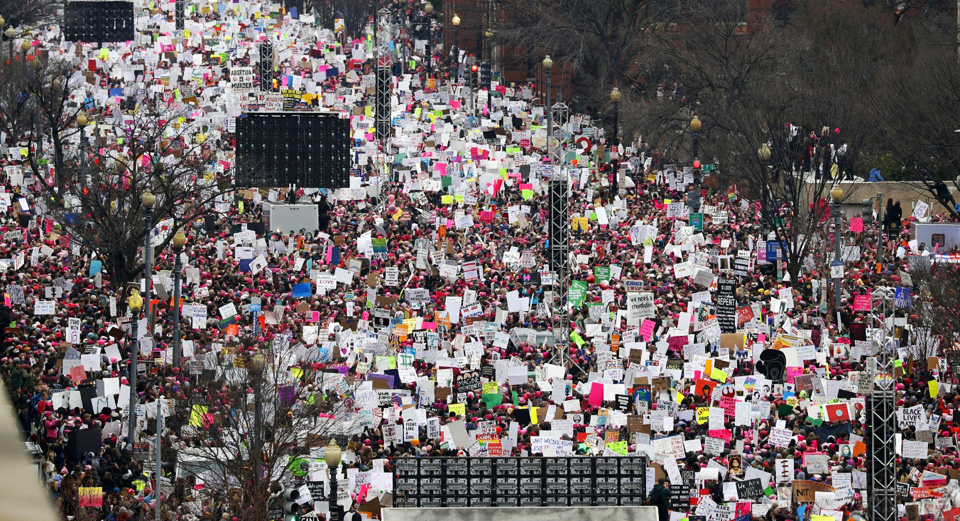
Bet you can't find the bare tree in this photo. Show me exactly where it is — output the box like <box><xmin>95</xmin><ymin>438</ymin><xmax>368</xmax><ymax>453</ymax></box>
<box><xmin>492</xmin><ymin>0</ymin><xmax>690</xmax><ymax>120</ymax></box>
<box><xmin>306</xmin><ymin>0</ymin><xmax>373</xmax><ymax>37</ymax></box>
<box><xmin>911</xmin><ymin>261</ymin><xmax>960</xmax><ymax>352</ymax></box>
<box><xmin>643</xmin><ymin>0</ymin><xmax>890</xmax><ymax>283</ymax></box>
<box><xmin>23</xmin><ymin>81</ymin><xmax>233</xmax><ymax>287</ymax></box>
<box><xmin>17</xmin><ymin>57</ymin><xmax>86</xmax><ymax>193</ymax></box>
<box><xmin>0</xmin><ymin>57</ymin><xmax>37</xmax><ymax>149</ymax></box>
<box><xmin>175</xmin><ymin>342</ymin><xmax>356</xmax><ymax>521</ymax></box>
<box><xmin>0</xmin><ymin>0</ymin><xmax>61</xmax><ymax>28</ymax></box>
<box><xmin>873</xmin><ymin>24</ymin><xmax>960</xmax><ymax>220</ymax></box>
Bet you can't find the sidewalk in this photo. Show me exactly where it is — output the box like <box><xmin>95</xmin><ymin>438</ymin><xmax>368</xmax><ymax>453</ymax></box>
<box><xmin>0</xmin><ymin>381</ymin><xmax>58</xmax><ymax>521</ymax></box>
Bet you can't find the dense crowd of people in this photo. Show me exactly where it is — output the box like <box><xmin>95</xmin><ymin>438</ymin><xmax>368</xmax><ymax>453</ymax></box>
<box><xmin>0</xmin><ymin>0</ymin><xmax>957</xmax><ymax>520</ymax></box>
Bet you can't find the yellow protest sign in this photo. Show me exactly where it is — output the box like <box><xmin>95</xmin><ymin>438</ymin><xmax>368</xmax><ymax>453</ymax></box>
<box><xmin>483</xmin><ymin>382</ymin><xmax>499</xmax><ymax>395</ymax></box>
<box><xmin>449</xmin><ymin>403</ymin><xmax>465</xmax><ymax>416</ymax></box>
<box><xmin>697</xmin><ymin>407</ymin><xmax>710</xmax><ymax>424</ymax></box>
<box><xmin>189</xmin><ymin>405</ymin><xmax>208</xmax><ymax>427</ymax></box>
<box><xmin>607</xmin><ymin>441</ymin><xmax>628</xmax><ymax>455</ymax></box>
<box><xmin>711</xmin><ymin>367</ymin><xmax>728</xmax><ymax>382</ymax></box>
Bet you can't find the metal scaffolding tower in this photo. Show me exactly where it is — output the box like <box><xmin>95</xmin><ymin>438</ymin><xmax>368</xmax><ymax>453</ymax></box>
<box><xmin>175</xmin><ymin>0</ymin><xmax>184</xmax><ymax>30</ymax></box>
<box><xmin>375</xmin><ymin>7</ymin><xmax>393</xmax><ymax>146</ymax></box>
<box><xmin>547</xmin><ymin>107</ymin><xmax>572</xmax><ymax>368</ymax></box>
<box><xmin>868</xmin><ymin>301</ymin><xmax>897</xmax><ymax>521</ymax></box>
<box><xmin>550</xmin><ymin>102</ymin><xmax>569</xmax><ymax>166</ymax></box>
<box><xmin>869</xmin><ymin>389</ymin><xmax>896</xmax><ymax>521</ymax></box>
<box><xmin>258</xmin><ymin>43</ymin><xmax>273</xmax><ymax>91</ymax></box>
<box><xmin>548</xmin><ymin>174</ymin><xmax>569</xmax><ymax>350</ymax></box>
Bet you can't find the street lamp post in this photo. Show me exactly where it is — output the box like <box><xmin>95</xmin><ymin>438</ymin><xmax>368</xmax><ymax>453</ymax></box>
<box><xmin>484</xmin><ymin>30</ymin><xmax>493</xmax><ymax>65</ymax></box>
<box><xmin>690</xmin><ymin>116</ymin><xmax>701</xmax><ymax>160</ymax></box>
<box><xmin>142</xmin><ymin>191</ymin><xmax>156</xmax><ymax>334</ymax></box>
<box><xmin>249</xmin><ymin>353</ymin><xmax>266</xmax><ymax>492</ymax></box>
<box><xmin>77</xmin><ymin>113</ymin><xmax>88</xmax><ymax>188</ymax></box>
<box><xmin>757</xmin><ymin>144</ymin><xmax>772</xmax><ymax>234</ymax></box>
<box><xmin>832</xmin><ymin>187</ymin><xmax>845</xmax><ymax>310</ymax></box>
<box><xmin>484</xmin><ymin>30</ymin><xmax>494</xmax><ymax>114</ymax></box>
<box><xmin>4</xmin><ymin>27</ymin><xmax>14</xmax><ymax>62</ymax></box>
<box><xmin>543</xmin><ymin>56</ymin><xmax>553</xmax><ymax>161</ymax></box>
<box><xmin>610</xmin><ymin>87</ymin><xmax>622</xmax><ymax>193</ymax></box>
<box><xmin>452</xmin><ymin>14</ymin><xmax>460</xmax><ymax>72</ymax></box>
<box><xmin>127</xmin><ymin>290</ymin><xmax>144</xmax><ymax>447</ymax></box>
<box><xmin>325</xmin><ymin>441</ymin><xmax>343</xmax><ymax>521</ymax></box>
<box><xmin>468</xmin><ymin>62</ymin><xmax>478</xmax><ymax>119</ymax></box>
<box><xmin>171</xmin><ymin>232</ymin><xmax>186</xmax><ymax>367</ymax></box>
<box><xmin>22</xmin><ymin>41</ymin><xmax>42</xmax><ymax>159</ymax></box>
<box><xmin>155</xmin><ymin>394</ymin><xmax>163</xmax><ymax>521</ymax></box>
<box><xmin>424</xmin><ymin>2</ymin><xmax>434</xmax><ymax>74</ymax></box>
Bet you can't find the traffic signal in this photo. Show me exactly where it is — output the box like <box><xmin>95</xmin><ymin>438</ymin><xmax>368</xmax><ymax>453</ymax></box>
<box><xmin>470</xmin><ymin>64</ymin><xmax>479</xmax><ymax>88</ymax></box>
<box><xmin>692</xmin><ymin>160</ymin><xmax>702</xmax><ymax>185</ymax></box>
<box><xmin>861</xmin><ymin>198</ymin><xmax>874</xmax><ymax>224</ymax></box>
<box><xmin>283</xmin><ymin>487</ymin><xmax>301</xmax><ymax>520</ymax></box>
<box><xmin>480</xmin><ymin>60</ymin><xmax>491</xmax><ymax>90</ymax></box>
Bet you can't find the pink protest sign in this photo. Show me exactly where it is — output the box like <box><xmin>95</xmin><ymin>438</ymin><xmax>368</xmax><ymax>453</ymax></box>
<box><xmin>708</xmin><ymin>429</ymin><xmax>731</xmax><ymax>442</ymax></box>
<box><xmin>853</xmin><ymin>294</ymin><xmax>872</xmax><ymax>311</ymax></box>
<box><xmin>640</xmin><ymin>319</ymin><xmax>655</xmax><ymax>342</ymax></box>
<box><xmin>588</xmin><ymin>382</ymin><xmax>604</xmax><ymax>408</ymax></box>
<box><xmin>786</xmin><ymin>366</ymin><xmax>803</xmax><ymax>383</ymax></box>
<box><xmin>850</xmin><ymin>217</ymin><xmax>863</xmax><ymax>233</ymax></box>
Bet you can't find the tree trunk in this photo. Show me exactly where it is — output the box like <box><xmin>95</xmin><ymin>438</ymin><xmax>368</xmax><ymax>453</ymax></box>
<box><xmin>105</xmin><ymin>248</ymin><xmax>139</xmax><ymax>290</ymax></box>
<box><xmin>786</xmin><ymin>258</ymin><xmax>802</xmax><ymax>288</ymax></box>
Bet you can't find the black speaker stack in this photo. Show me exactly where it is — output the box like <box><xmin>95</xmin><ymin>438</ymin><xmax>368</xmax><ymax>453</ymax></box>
<box><xmin>64</xmin><ymin>1</ymin><xmax>135</xmax><ymax>43</ymax></box>
<box><xmin>235</xmin><ymin>113</ymin><xmax>351</xmax><ymax>189</ymax></box>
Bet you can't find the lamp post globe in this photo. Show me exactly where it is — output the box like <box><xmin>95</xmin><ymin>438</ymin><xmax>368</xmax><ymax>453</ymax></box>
<box><xmin>128</xmin><ymin>290</ymin><xmax>143</xmax><ymax>313</ymax></box>
<box><xmin>609</xmin><ymin>86</ymin><xmax>621</xmax><ymax>103</ymax></box>
<box><xmin>172</xmin><ymin>231</ymin><xmax>187</xmax><ymax>250</ymax></box>
<box><xmin>831</xmin><ymin>187</ymin><xmax>844</xmax><ymax>203</ymax></box>
<box><xmin>325</xmin><ymin>441</ymin><xmax>342</xmax><ymax>468</ymax></box>
<box><xmin>758</xmin><ymin>145</ymin><xmax>771</xmax><ymax>162</ymax></box>
<box><xmin>250</xmin><ymin>353</ymin><xmax>266</xmax><ymax>375</ymax></box>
